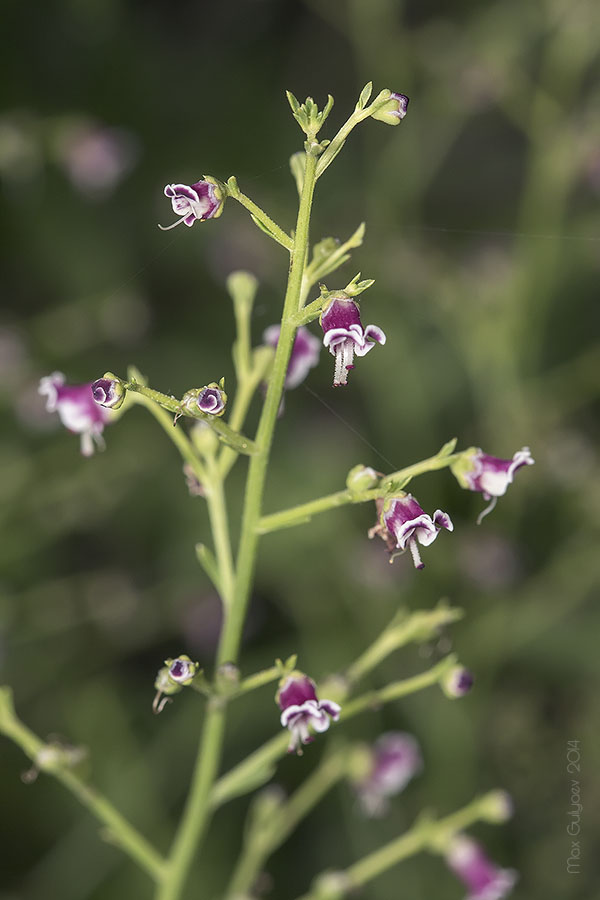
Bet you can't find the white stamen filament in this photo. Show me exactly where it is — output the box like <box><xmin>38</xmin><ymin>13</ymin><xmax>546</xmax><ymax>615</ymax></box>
<box><xmin>477</xmin><ymin>495</ymin><xmax>497</xmax><ymax>525</ymax></box>
<box><xmin>408</xmin><ymin>538</ymin><xmax>424</xmax><ymax>569</ymax></box>
<box><xmin>157</xmin><ymin>218</ymin><xmax>185</xmax><ymax>231</ymax></box>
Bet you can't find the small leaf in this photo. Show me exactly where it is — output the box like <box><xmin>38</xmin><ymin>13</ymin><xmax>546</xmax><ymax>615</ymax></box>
<box><xmin>437</xmin><ymin>437</ymin><xmax>458</xmax><ymax>458</ymax></box>
<box><xmin>357</xmin><ymin>81</ymin><xmax>373</xmax><ymax>110</ymax></box>
<box><xmin>285</xmin><ymin>90</ymin><xmax>300</xmax><ymax>113</ymax></box>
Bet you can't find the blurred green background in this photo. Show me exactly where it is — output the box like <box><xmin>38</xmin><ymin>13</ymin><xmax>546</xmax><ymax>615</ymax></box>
<box><xmin>1</xmin><ymin>0</ymin><xmax>599</xmax><ymax>898</ymax></box>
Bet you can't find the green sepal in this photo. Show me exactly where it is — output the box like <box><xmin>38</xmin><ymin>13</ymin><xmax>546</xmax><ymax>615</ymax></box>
<box><xmin>356</xmin><ymin>81</ymin><xmax>373</xmax><ymax>111</ymax></box>
<box><xmin>449</xmin><ymin>447</ymin><xmax>478</xmax><ymax>489</ymax></box>
<box><xmin>203</xmin><ymin>175</ymin><xmax>226</xmax><ymax>216</ymax></box>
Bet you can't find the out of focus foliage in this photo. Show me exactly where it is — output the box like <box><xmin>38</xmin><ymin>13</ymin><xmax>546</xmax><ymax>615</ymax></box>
<box><xmin>1</xmin><ymin>1</ymin><xmax>598</xmax><ymax>898</ymax></box>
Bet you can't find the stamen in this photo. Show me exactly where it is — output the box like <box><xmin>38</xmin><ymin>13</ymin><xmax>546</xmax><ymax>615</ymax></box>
<box><xmin>157</xmin><ymin>218</ymin><xmax>184</xmax><ymax>231</ymax></box>
<box><xmin>334</xmin><ymin>347</ymin><xmax>347</xmax><ymax>386</ymax></box>
<box><xmin>477</xmin><ymin>495</ymin><xmax>497</xmax><ymax>525</ymax></box>
<box><xmin>408</xmin><ymin>538</ymin><xmax>424</xmax><ymax>570</ymax></box>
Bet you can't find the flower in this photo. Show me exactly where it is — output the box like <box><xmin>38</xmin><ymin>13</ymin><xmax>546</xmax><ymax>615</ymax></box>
<box><xmin>445</xmin><ymin>835</ymin><xmax>517</xmax><ymax>900</ymax></box>
<box><xmin>55</xmin><ymin>121</ymin><xmax>138</xmax><ymax>194</ymax></box>
<box><xmin>263</xmin><ymin>324</ymin><xmax>321</xmax><ymax>389</ymax></box>
<box><xmin>355</xmin><ymin>732</ymin><xmax>422</xmax><ymax>817</ymax></box>
<box><xmin>441</xmin><ymin>665</ymin><xmax>474</xmax><ymax>698</ymax></box>
<box><xmin>159</xmin><ymin>178</ymin><xmax>224</xmax><ymax>230</ymax></box>
<box><xmin>197</xmin><ymin>383</ymin><xmax>227</xmax><ymax>416</ymax></box>
<box><xmin>320</xmin><ymin>295</ymin><xmax>386</xmax><ymax>386</ymax></box>
<box><xmin>373</xmin><ymin>494</ymin><xmax>453</xmax><ymax>570</ymax></box>
<box><xmin>91</xmin><ymin>373</ymin><xmax>126</xmax><ymax>410</ymax></box>
<box><xmin>451</xmin><ymin>447</ymin><xmax>534</xmax><ymax>523</ymax></box>
<box><xmin>371</xmin><ymin>92</ymin><xmax>410</xmax><ymax>125</ymax></box>
<box><xmin>276</xmin><ymin>673</ymin><xmax>341</xmax><ymax>754</ymax></box>
<box><xmin>166</xmin><ymin>655</ymin><xmax>198</xmax><ymax>685</ymax></box>
<box><xmin>39</xmin><ymin>371</ymin><xmax>112</xmax><ymax>456</ymax></box>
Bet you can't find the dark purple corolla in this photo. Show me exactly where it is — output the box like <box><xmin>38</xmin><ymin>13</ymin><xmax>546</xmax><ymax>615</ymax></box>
<box><xmin>167</xmin><ymin>655</ymin><xmax>198</xmax><ymax>685</ymax></box>
<box><xmin>277</xmin><ymin>673</ymin><xmax>341</xmax><ymax>754</ymax></box>
<box><xmin>441</xmin><ymin>665</ymin><xmax>474</xmax><ymax>698</ymax></box>
<box><xmin>91</xmin><ymin>374</ymin><xmax>126</xmax><ymax>410</ymax></box>
<box><xmin>451</xmin><ymin>447</ymin><xmax>534</xmax><ymax>523</ymax></box>
<box><xmin>263</xmin><ymin>324</ymin><xmax>321</xmax><ymax>389</ymax></box>
<box><xmin>320</xmin><ymin>295</ymin><xmax>386</xmax><ymax>386</ymax></box>
<box><xmin>39</xmin><ymin>372</ymin><xmax>112</xmax><ymax>456</ymax></box>
<box><xmin>355</xmin><ymin>732</ymin><xmax>422</xmax><ymax>817</ymax></box>
<box><xmin>159</xmin><ymin>178</ymin><xmax>224</xmax><ymax>231</ymax></box>
<box><xmin>445</xmin><ymin>835</ymin><xmax>517</xmax><ymax>900</ymax></box>
<box><xmin>376</xmin><ymin>494</ymin><xmax>453</xmax><ymax>570</ymax></box>
<box><xmin>197</xmin><ymin>384</ymin><xmax>227</xmax><ymax>416</ymax></box>
<box><xmin>371</xmin><ymin>92</ymin><xmax>410</xmax><ymax>125</ymax></box>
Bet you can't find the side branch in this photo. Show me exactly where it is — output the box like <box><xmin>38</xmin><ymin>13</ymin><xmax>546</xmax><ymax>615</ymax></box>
<box><xmin>0</xmin><ymin>687</ymin><xmax>166</xmax><ymax>882</ymax></box>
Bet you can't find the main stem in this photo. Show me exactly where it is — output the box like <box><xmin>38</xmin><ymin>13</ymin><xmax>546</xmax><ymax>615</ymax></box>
<box><xmin>156</xmin><ymin>151</ymin><xmax>318</xmax><ymax>900</ymax></box>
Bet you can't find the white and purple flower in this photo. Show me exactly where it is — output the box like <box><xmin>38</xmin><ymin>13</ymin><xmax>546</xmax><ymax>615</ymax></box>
<box><xmin>441</xmin><ymin>665</ymin><xmax>474</xmax><ymax>699</ymax></box>
<box><xmin>277</xmin><ymin>673</ymin><xmax>341</xmax><ymax>754</ymax></box>
<box><xmin>451</xmin><ymin>447</ymin><xmax>534</xmax><ymax>523</ymax></box>
<box><xmin>371</xmin><ymin>92</ymin><xmax>410</xmax><ymax>126</ymax></box>
<box><xmin>445</xmin><ymin>835</ymin><xmax>517</xmax><ymax>900</ymax></box>
<box><xmin>320</xmin><ymin>295</ymin><xmax>386</xmax><ymax>387</ymax></box>
<box><xmin>355</xmin><ymin>732</ymin><xmax>422</xmax><ymax>817</ymax></box>
<box><xmin>197</xmin><ymin>384</ymin><xmax>227</xmax><ymax>416</ymax></box>
<box><xmin>91</xmin><ymin>374</ymin><xmax>126</xmax><ymax>410</ymax></box>
<box><xmin>39</xmin><ymin>372</ymin><xmax>112</xmax><ymax>457</ymax></box>
<box><xmin>159</xmin><ymin>178</ymin><xmax>224</xmax><ymax>231</ymax></box>
<box><xmin>374</xmin><ymin>494</ymin><xmax>453</xmax><ymax>570</ymax></box>
<box><xmin>166</xmin><ymin>655</ymin><xmax>198</xmax><ymax>685</ymax></box>
<box><xmin>263</xmin><ymin>325</ymin><xmax>321</xmax><ymax>390</ymax></box>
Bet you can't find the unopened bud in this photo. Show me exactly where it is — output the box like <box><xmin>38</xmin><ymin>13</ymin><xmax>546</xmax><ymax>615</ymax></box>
<box><xmin>91</xmin><ymin>373</ymin><xmax>126</xmax><ymax>409</ymax></box>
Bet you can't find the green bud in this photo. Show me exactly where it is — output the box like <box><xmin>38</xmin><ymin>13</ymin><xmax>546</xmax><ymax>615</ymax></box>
<box><xmin>479</xmin><ymin>790</ymin><xmax>513</xmax><ymax>823</ymax></box>
<box><xmin>370</xmin><ymin>91</ymin><xmax>409</xmax><ymax>126</ymax></box>
<box><xmin>346</xmin><ymin>464</ymin><xmax>379</xmax><ymax>493</ymax></box>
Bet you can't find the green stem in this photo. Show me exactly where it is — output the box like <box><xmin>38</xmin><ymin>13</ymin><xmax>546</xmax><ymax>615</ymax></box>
<box><xmin>128</xmin><ymin>393</ymin><xmax>207</xmax><ymax>484</ymax></box>
<box><xmin>257</xmin><ymin>452</ymin><xmax>461</xmax><ymax>534</ymax></box>
<box><xmin>226</xmin><ymin>177</ymin><xmax>294</xmax><ymax>251</ymax></box>
<box><xmin>204</xmin><ymin>458</ymin><xmax>235</xmax><ymax>609</ymax></box>
<box><xmin>156</xmin><ymin>151</ymin><xmax>319</xmax><ymax>900</ymax></box>
<box><xmin>126</xmin><ymin>381</ymin><xmax>257</xmax><ymax>456</ymax></box>
<box><xmin>218</xmin><ymin>349</ymin><xmax>274</xmax><ymax>479</ymax></box>
<box><xmin>210</xmin><ymin>656</ymin><xmax>453</xmax><ymax>810</ymax></box>
<box><xmin>225</xmin><ymin>750</ymin><xmax>346</xmax><ymax>898</ymax></box>
<box><xmin>345</xmin><ymin>605</ymin><xmax>463</xmax><ymax>686</ymax></box>
<box><xmin>315</xmin><ymin>92</ymin><xmax>391</xmax><ymax>179</ymax></box>
<box><xmin>237</xmin><ymin>665</ymin><xmax>280</xmax><ymax>696</ymax></box>
<box><xmin>295</xmin><ymin>792</ymin><xmax>503</xmax><ymax>899</ymax></box>
<box><xmin>0</xmin><ymin>688</ymin><xmax>165</xmax><ymax>882</ymax></box>
<box><xmin>340</xmin><ymin>656</ymin><xmax>455</xmax><ymax>720</ymax></box>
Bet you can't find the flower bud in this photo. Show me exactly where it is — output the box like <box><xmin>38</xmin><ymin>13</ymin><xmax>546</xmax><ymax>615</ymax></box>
<box><xmin>91</xmin><ymin>373</ymin><xmax>127</xmax><ymax>410</ymax></box>
<box><xmin>346</xmin><ymin>464</ymin><xmax>379</xmax><ymax>493</ymax></box>
<box><xmin>440</xmin><ymin>665</ymin><xmax>474</xmax><ymax>698</ymax></box>
<box><xmin>165</xmin><ymin>654</ymin><xmax>199</xmax><ymax>685</ymax></box>
<box><xmin>479</xmin><ymin>790</ymin><xmax>514</xmax><ymax>824</ymax></box>
<box><xmin>197</xmin><ymin>382</ymin><xmax>227</xmax><ymax>416</ymax></box>
<box><xmin>371</xmin><ymin>92</ymin><xmax>409</xmax><ymax>125</ymax></box>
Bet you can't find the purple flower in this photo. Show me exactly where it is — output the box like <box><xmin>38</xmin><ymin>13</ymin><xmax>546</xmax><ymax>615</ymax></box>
<box><xmin>451</xmin><ymin>447</ymin><xmax>534</xmax><ymax>523</ymax></box>
<box><xmin>159</xmin><ymin>179</ymin><xmax>223</xmax><ymax>231</ymax></box>
<box><xmin>39</xmin><ymin>372</ymin><xmax>111</xmax><ymax>456</ymax></box>
<box><xmin>446</xmin><ymin>835</ymin><xmax>517</xmax><ymax>900</ymax></box>
<box><xmin>56</xmin><ymin>121</ymin><xmax>138</xmax><ymax>194</ymax></box>
<box><xmin>378</xmin><ymin>494</ymin><xmax>453</xmax><ymax>569</ymax></box>
<box><xmin>355</xmin><ymin>732</ymin><xmax>422</xmax><ymax>817</ymax></box>
<box><xmin>371</xmin><ymin>92</ymin><xmax>410</xmax><ymax>125</ymax></box>
<box><xmin>91</xmin><ymin>374</ymin><xmax>126</xmax><ymax>410</ymax></box>
<box><xmin>166</xmin><ymin>655</ymin><xmax>198</xmax><ymax>685</ymax></box>
<box><xmin>441</xmin><ymin>665</ymin><xmax>474</xmax><ymax>698</ymax></box>
<box><xmin>277</xmin><ymin>673</ymin><xmax>341</xmax><ymax>754</ymax></box>
<box><xmin>320</xmin><ymin>296</ymin><xmax>386</xmax><ymax>386</ymax></box>
<box><xmin>263</xmin><ymin>325</ymin><xmax>321</xmax><ymax>389</ymax></box>
<box><xmin>197</xmin><ymin>384</ymin><xmax>227</xmax><ymax>416</ymax></box>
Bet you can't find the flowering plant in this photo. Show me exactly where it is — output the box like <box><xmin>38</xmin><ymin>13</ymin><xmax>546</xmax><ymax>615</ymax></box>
<box><xmin>0</xmin><ymin>83</ymin><xmax>532</xmax><ymax>900</ymax></box>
